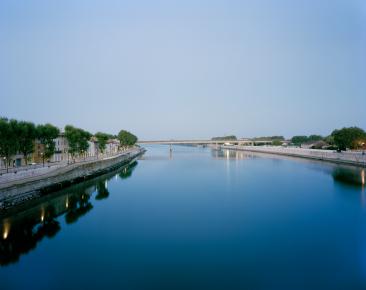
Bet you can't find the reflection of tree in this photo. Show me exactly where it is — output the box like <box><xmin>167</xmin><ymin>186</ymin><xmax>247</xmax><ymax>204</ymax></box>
<box><xmin>332</xmin><ymin>167</ymin><xmax>363</xmax><ymax>187</ymax></box>
<box><xmin>65</xmin><ymin>193</ymin><xmax>93</xmax><ymax>224</ymax></box>
<box><xmin>119</xmin><ymin>161</ymin><xmax>138</xmax><ymax>179</ymax></box>
<box><xmin>95</xmin><ymin>181</ymin><xmax>109</xmax><ymax>200</ymax></box>
<box><xmin>0</xmin><ymin>209</ymin><xmax>60</xmax><ymax>266</ymax></box>
<box><xmin>0</xmin><ymin>159</ymin><xmax>139</xmax><ymax>266</ymax></box>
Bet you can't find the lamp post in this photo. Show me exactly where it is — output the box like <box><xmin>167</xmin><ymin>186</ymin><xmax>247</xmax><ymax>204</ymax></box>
<box><xmin>2</xmin><ymin>157</ymin><xmax>6</xmax><ymax>173</ymax></box>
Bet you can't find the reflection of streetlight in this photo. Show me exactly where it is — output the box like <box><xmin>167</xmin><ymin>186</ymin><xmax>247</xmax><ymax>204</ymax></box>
<box><xmin>2</xmin><ymin>221</ymin><xmax>10</xmax><ymax>239</ymax></box>
<box><xmin>41</xmin><ymin>207</ymin><xmax>45</xmax><ymax>222</ymax></box>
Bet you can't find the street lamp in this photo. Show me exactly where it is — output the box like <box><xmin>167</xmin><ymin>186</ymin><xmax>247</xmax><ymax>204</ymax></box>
<box><xmin>41</xmin><ymin>152</ymin><xmax>44</xmax><ymax>167</ymax></box>
<box><xmin>2</xmin><ymin>157</ymin><xmax>6</xmax><ymax>173</ymax></box>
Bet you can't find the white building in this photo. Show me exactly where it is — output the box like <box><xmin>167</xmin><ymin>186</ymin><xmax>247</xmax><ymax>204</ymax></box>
<box><xmin>105</xmin><ymin>139</ymin><xmax>120</xmax><ymax>155</ymax></box>
<box><xmin>52</xmin><ymin>132</ymin><xmax>69</xmax><ymax>162</ymax></box>
<box><xmin>87</xmin><ymin>137</ymin><xmax>98</xmax><ymax>157</ymax></box>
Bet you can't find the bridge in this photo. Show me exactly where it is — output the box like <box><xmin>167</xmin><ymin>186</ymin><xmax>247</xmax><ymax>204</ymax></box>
<box><xmin>138</xmin><ymin>139</ymin><xmax>273</xmax><ymax>146</ymax></box>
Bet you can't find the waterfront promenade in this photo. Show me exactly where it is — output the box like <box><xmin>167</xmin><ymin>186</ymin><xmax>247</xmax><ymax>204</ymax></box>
<box><xmin>0</xmin><ymin>147</ymin><xmax>145</xmax><ymax>209</ymax></box>
<box><xmin>0</xmin><ymin>150</ymin><xmax>135</xmax><ymax>185</ymax></box>
<box><xmin>0</xmin><ymin>149</ymin><xmax>140</xmax><ymax>187</ymax></box>
<box><xmin>221</xmin><ymin>145</ymin><xmax>366</xmax><ymax>167</ymax></box>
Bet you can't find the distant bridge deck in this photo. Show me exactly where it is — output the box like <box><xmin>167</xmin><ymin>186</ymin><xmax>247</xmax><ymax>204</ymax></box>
<box><xmin>138</xmin><ymin>140</ymin><xmax>272</xmax><ymax>145</ymax></box>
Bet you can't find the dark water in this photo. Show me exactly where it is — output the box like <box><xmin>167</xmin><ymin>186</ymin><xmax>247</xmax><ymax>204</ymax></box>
<box><xmin>1</xmin><ymin>145</ymin><xmax>366</xmax><ymax>290</ymax></box>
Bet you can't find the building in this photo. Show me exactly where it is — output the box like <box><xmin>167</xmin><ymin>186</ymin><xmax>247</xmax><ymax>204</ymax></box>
<box><xmin>105</xmin><ymin>139</ymin><xmax>120</xmax><ymax>155</ymax></box>
<box><xmin>87</xmin><ymin>137</ymin><xmax>98</xmax><ymax>157</ymax></box>
<box><xmin>51</xmin><ymin>132</ymin><xmax>69</xmax><ymax>162</ymax></box>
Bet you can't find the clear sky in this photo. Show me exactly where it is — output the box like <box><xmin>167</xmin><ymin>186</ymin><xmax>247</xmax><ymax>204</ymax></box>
<box><xmin>1</xmin><ymin>0</ymin><xmax>365</xmax><ymax>139</ymax></box>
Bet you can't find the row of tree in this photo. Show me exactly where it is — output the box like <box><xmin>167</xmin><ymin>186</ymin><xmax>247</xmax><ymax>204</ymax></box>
<box><xmin>211</xmin><ymin>127</ymin><xmax>366</xmax><ymax>151</ymax></box>
<box><xmin>211</xmin><ymin>135</ymin><xmax>237</xmax><ymax>141</ymax></box>
<box><xmin>0</xmin><ymin>118</ymin><xmax>60</xmax><ymax>166</ymax></box>
<box><xmin>291</xmin><ymin>127</ymin><xmax>366</xmax><ymax>150</ymax></box>
<box><xmin>0</xmin><ymin>117</ymin><xmax>138</xmax><ymax>167</ymax></box>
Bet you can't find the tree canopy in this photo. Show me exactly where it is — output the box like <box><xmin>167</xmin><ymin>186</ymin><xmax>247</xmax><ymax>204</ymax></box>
<box><xmin>0</xmin><ymin>118</ymin><xmax>19</xmax><ymax>167</ymax></box>
<box><xmin>331</xmin><ymin>127</ymin><xmax>366</xmax><ymax>150</ymax></box>
<box><xmin>307</xmin><ymin>135</ymin><xmax>323</xmax><ymax>142</ymax></box>
<box><xmin>95</xmin><ymin>132</ymin><xmax>112</xmax><ymax>153</ymax></box>
<box><xmin>65</xmin><ymin>125</ymin><xmax>92</xmax><ymax>156</ymax></box>
<box><xmin>118</xmin><ymin>130</ymin><xmax>138</xmax><ymax>146</ymax></box>
<box><xmin>253</xmin><ymin>136</ymin><xmax>285</xmax><ymax>141</ymax></box>
<box><xmin>211</xmin><ymin>135</ymin><xmax>237</xmax><ymax>141</ymax></box>
<box><xmin>36</xmin><ymin>124</ymin><xmax>60</xmax><ymax>159</ymax></box>
<box><xmin>18</xmin><ymin>121</ymin><xmax>37</xmax><ymax>164</ymax></box>
<box><xmin>291</xmin><ymin>135</ymin><xmax>308</xmax><ymax>145</ymax></box>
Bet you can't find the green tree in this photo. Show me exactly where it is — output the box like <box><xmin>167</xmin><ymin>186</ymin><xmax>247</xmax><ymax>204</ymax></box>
<box><xmin>18</xmin><ymin>121</ymin><xmax>37</xmax><ymax>165</ymax></box>
<box><xmin>308</xmin><ymin>135</ymin><xmax>323</xmax><ymax>142</ymax></box>
<box><xmin>0</xmin><ymin>118</ymin><xmax>19</xmax><ymax>171</ymax></box>
<box><xmin>36</xmin><ymin>124</ymin><xmax>60</xmax><ymax>160</ymax></box>
<box><xmin>94</xmin><ymin>132</ymin><xmax>111</xmax><ymax>153</ymax></box>
<box><xmin>117</xmin><ymin>130</ymin><xmax>138</xmax><ymax>147</ymax></box>
<box><xmin>291</xmin><ymin>135</ymin><xmax>308</xmax><ymax>145</ymax></box>
<box><xmin>212</xmin><ymin>135</ymin><xmax>237</xmax><ymax>141</ymax></box>
<box><xmin>331</xmin><ymin>127</ymin><xmax>366</xmax><ymax>150</ymax></box>
<box><xmin>253</xmin><ymin>136</ymin><xmax>285</xmax><ymax>141</ymax></box>
<box><xmin>272</xmin><ymin>139</ymin><xmax>283</xmax><ymax>146</ymax></box>
<box><xmin>324</xmin><ymin>135</ymin><xmax>335</xmax><ymax>145</ymax></box>
<box><xmin>64</xmin><ymin>125</ymin><xmax>91</xmax><ymax>157</ymax></box>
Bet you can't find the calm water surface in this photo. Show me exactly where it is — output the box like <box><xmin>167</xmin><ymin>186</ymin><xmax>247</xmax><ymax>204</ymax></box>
<box><xmin>1</xmin><ymin>145</ymin><xmax>366</xmax><ymax>290</ymax></box>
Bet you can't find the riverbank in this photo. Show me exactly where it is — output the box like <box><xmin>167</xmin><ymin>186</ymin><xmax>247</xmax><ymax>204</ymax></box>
<box><xmin>220</xmin><ymin>145</ymin><xmax>366</xmax><ymax>167</ymax></box>
<box><xmin>0</xmin><ymin>147</ymin><xmax>145</xmax><ymax>209</ymax></box>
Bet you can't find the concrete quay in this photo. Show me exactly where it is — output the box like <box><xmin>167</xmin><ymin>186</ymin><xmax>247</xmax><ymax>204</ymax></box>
<box><xmin>220</xmin><ymin>145</ymin><xmax>366</xmax><ymax>167</ymax></box>
<box><xmin>0</xmin><ymin>147</ymin><xmax>145</xmax><ymax>209</ymax></box>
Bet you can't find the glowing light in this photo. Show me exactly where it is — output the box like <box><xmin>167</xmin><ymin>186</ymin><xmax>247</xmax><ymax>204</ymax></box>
<box><xmin>2</xmin><ymin>222</ymin><xmax>10</xmax><ymax>239</ymax></box>
<box><xmin>362</xmin><ymin>170</ymin><xmax>365</xmax><ymax>186</ymax></box>
<box><xmin>41</xmin><ymin>208</ymin><xmax>45</xmax><ymax>222</ymax></box>
<box><xmin>66</xmin><ymin>197</ymin><xmax>69</xmax><ymax>208</ymax></box>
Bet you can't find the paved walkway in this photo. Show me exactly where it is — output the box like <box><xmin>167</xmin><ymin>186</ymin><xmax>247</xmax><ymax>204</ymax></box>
<box><xmin>0</xmin><ymin>149</ymin><xmax>137</xmax><ymax>188</ymax></box>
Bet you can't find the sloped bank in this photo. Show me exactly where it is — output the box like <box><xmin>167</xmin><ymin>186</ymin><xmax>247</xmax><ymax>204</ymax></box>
<box><xmin>0</xmin><ymin>147</ymin><xmax>146</xmax><ymax>209</ymax></box>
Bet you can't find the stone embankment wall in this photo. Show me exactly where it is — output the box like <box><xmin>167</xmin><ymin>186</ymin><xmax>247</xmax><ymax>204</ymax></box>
<box><xmin>221</xmin><ymin>145</ymin><xmax>366</xmax><ymax>167</ymax></box>
<box><xmin>0</xmin><ymin>148</ymin><xmax>145</xmax><ymax>208</ymax></box>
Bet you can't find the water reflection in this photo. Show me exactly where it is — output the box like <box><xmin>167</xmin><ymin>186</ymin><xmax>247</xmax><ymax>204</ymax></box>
<box><xmin>211</xmin><ymin>149</ymin><xmax>254</xmax><ymax>160</ymax></box>
<box><xmin>0</xmin><ymin>161</ymin><xmax>138</xmax><ymax>266</ymax></box>
<box><xmin>332</xmin><ymin>167</ymin><xmax>365</xmax><ymax>188</ymax></box>
<box><xmin>215</xmin><ymin>149</ymin><xmax>365</xmax><ymax>189</ymax></box>
<box><xmin>214</xmin><ymin>148</ymin><xmax>366</xmax><ymax>199</ymax></box>
<box><xmin>95</xmin><ymin>181</ymin><xmax>109</xmax><ymax>200</ymax></box>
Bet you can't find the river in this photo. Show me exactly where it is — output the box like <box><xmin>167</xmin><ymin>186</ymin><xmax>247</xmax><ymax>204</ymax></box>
<box><xmin>1</xmin><ymin>145</ymin><xmax>366</xmax><ymax>290</ymax></box>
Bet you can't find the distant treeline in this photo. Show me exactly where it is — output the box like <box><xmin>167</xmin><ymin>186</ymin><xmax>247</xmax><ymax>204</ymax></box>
<box><xmin>252</xmin><ymin>136</ymin><xmax>284</xmax><ymax>141</ymax></box>
<box><xmin>291</xmin><ymin>127</ymin><xmax>366</xmax><ymax>150</ymax></box>
<box><xmin>212</xmin><ymin>135</ymin><xmax>237</xmax><ymax>141</ymax></box>
<box><xmin>211</xmin><ymin>127</ymin><xmax>366</xmax><ymax>151</ymax></box>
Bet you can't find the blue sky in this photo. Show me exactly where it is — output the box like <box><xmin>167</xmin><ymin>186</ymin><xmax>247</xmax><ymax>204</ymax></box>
<box><xmin>0</xmin><ymin>0</ymin><xmax>365</xmax><ymax>139</ymax></box>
